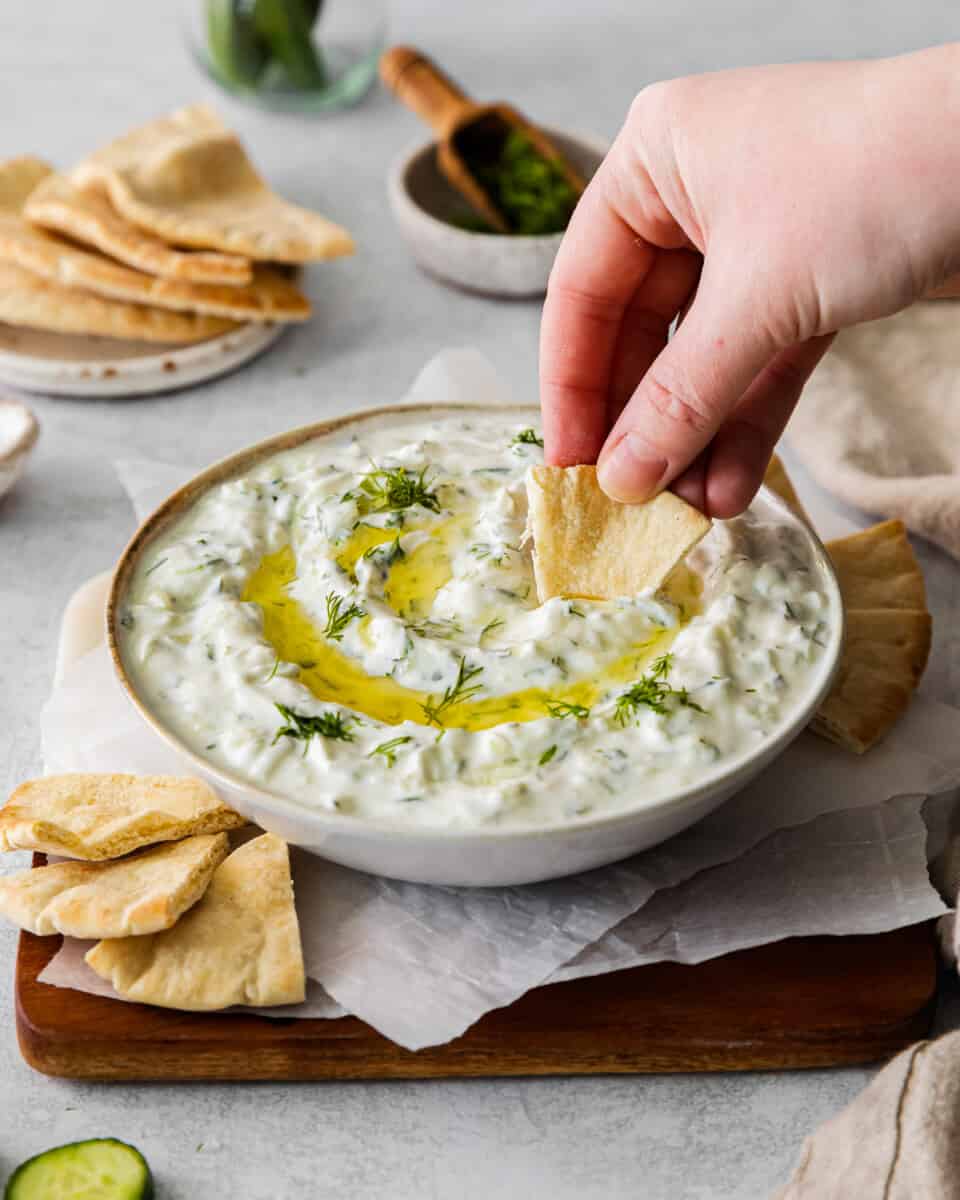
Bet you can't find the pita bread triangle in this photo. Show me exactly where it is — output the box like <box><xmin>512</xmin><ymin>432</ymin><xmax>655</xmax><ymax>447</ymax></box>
<box><xmin>73</xmin><ymin>104</ymin><xmax>354</xmax><ymax>263</ymax></box>
<box><xmin>25</xmin><ymin>171</ymin><xmax>253</xmax><ymax>285</ymax></box>
<box><xmin>0</xmin><ymin>833</ymin><xmax>229</xmax><ymax>938</ymax></box>
<box><xmin>526</xmin><ymin>463</ymin><xmax>711</xmax><ymax>601</ymax></box>
<box><xmin>85</xmin><ymin>834</ymin><xmax>306</xmax><ymax>1011</ymax></box>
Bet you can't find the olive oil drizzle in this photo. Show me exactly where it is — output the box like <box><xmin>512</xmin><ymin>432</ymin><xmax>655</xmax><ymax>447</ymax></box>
<box><xmin>242</xmin><ymin>542</ymin><xmax>696</xmax><ymax>733</ymax></box>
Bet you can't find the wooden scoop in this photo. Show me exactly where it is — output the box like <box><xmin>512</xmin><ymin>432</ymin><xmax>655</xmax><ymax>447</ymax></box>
<box><xmin>380</xmin><ymin>46</ymin><xmax>586</xmax><ymax>235</ymax></box>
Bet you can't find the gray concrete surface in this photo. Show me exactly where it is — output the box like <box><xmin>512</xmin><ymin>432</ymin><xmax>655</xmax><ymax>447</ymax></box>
<box><xmin>1</xmin><ymin>3</ymin><xmax>958</xmax><ymax>1196</ymax></box>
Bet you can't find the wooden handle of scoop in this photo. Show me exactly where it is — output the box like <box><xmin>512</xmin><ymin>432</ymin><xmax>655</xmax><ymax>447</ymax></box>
<box><xmin>379</xmin><ymin>46</ymin><xmax>474</xmax><ymax>139</ymax></box>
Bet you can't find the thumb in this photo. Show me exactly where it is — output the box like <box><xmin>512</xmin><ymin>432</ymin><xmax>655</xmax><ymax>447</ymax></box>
<box><xmin>596</xmin><ymin>272</ymin><xmax>777</xmax><ymax>503</ymax></box>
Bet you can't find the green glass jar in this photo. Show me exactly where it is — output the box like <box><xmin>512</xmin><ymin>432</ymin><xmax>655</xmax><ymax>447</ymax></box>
<box><xmin>185</xmin><ymin>0</ymin><xmax>386</xmax><ymax>113</ymax></box>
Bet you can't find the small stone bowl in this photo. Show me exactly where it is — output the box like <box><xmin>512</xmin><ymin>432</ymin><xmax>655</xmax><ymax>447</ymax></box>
<box><xmin>0</xmin><ymin>396</ymin><xmax>39</xmax><ymax>501</ymax></box>
<box><xmin>388</xmin><ymin>128</ymin><xmax>607</xmax><ymax>298</ymax></box>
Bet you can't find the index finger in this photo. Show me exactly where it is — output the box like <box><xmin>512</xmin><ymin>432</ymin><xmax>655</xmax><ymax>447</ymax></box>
<box><xmin>539</xmin><ymin>160</ymin><xmax>657</xmax><ymax>466</ymax></box>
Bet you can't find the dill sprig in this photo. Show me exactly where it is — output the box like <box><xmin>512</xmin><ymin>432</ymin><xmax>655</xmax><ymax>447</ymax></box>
<box><xmin>407</xmin><ymin>617</ymin><xmax>463</xmax><ymax>639</ymax></box>
<box><xmin>363</xmin><ymin>535</ymin><xmax>405</xmax><ymax>565</ymax></box>
<box><xmin>614</xmin><ymin>653</ymin><xmax>705</xmax><ymax>726</ymax></box>
<box><xmin>545</xmin><ymin>700</ymin><xmax>591</xmax><ymax>719</ymax></box>
<box><xmin>368</xmin><ymin>736</ymin><xmax>413</xmax><ymax>767</ymax></box>
<box><xmin>479</xmin><ymin>617</ymin><xmax>504</xmax><ymax>643</ymax></box>
<box><xmin>511</xmin><ymin>428</ymin><xmax>544</xmax><ymax>449</ymax></box>
<box><xmin>346</xmin><ymin>464</ymin><xmax>440</xmax><ymax>516</ymax></box>
<box><xmin>272</xmin><ymin>703</ymin><xmax>354</xmax><ymax>751</ymax></box>
<box><xmin>539</xmin><ymin>744</ymin><xmax>558</xmax><ymax>766</ymax></box>
<box><xmin>421</xmin><ymin>656</ymin><xmax>484</xmax><ymax>726</ymax></box>
<box><xmin>322</xmin><ymin>591</ymin><xmax>365</xmax><ymax>641</ymax></box>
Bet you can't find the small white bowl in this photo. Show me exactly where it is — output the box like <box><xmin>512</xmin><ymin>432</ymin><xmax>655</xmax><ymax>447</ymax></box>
<box><xmin>108</xmin><ymin>404</ymin><xmax>844</xmax><ymax>887</ymax></box>
<box><xmin>0</xmin><ymin>397</ymin><xmax>39</xmax><ymax>500</ymax></box>
<box><xmin>388</xmin><ymin>129</ymin><xmax>607</xmax><ymax>298</ymax></box>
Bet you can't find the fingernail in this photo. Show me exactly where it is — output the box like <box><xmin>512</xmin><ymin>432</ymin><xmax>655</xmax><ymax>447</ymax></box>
<box><xmin>597</xmin><ymin>434</ymin><xmax>667</xmax><ymax>503</ymax></box>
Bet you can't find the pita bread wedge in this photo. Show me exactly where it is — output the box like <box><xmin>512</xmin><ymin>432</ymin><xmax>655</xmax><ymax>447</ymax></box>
<box><xmin>0</xmin><ymin>774</ymin><xmax>247</xmax><ymax>859</ymax></box>
<box><xmin>0</xmin><ymin>259</ymin><xmax>238</xmax><ymax>343</ymax></box>
<box><xmin>25</xmin><ymin>172</ymin><xmax>253</xmax><ymax>285</ymax></box>
<box><xmin>0</xmin><ymin>155</ymin><xmax>52</xmax><ymax>211</ymax></box>
<box><xmin>0</xmin><ymin>833</ymin><xmax>229</xmax><ymax>938</ymax></box>
<box><xmin>73</xmin><ymin>104</ymin><xmax>354</xmax><ymax>263</ymax></box>
<box><xmin>85</xmin><ymin>834</ymin><xmax>305</xmax><ymax>1011</ymax></box>
<box><xmin>0</xmin><ymin>162</ymin><xmax>309</xmax><ymax>322</ymax></box>
<box><xmin>526</xmin><ymin>464</ymin><xmax>711</xmax><ymax>602</ymax></box>
<box><xmin>811</xmin><ymin>608</ymin><xmax>932</xmax><ymax>753</ymax></box>
<box><xmin>763</xmin><ymin>454</ymin><xmax>810</xmax><ymax>525</ymax></box>
<box><xmin>824</xmin><ymin>520</ymin><xmax>926</xmax><ymax>611</ymax></box>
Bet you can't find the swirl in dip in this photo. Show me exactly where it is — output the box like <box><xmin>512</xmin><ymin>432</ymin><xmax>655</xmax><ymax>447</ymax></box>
<box><xmin>117</xmin><ymin>411</ymin><xmax>834</xmax><ymax>828</ymax></box>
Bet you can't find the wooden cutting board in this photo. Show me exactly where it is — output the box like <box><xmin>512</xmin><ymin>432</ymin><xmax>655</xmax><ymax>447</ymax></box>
<box><xmin>17</xmin><ymin>923</ymin><xmax>937</xmax><ymax>1081</ymax></box>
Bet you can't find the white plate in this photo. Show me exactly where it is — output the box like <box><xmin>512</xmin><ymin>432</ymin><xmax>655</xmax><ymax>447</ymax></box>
<box><xmin>0</xmin><ymin>321</ymin><xmax>286</xmax><ymax>398</ymax></box>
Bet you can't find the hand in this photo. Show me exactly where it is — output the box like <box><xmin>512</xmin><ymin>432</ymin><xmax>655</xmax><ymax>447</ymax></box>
<box><xmin>540</xmin><ymin>47</ymin><xmax>960</xmax><ymax>515</ymax></box>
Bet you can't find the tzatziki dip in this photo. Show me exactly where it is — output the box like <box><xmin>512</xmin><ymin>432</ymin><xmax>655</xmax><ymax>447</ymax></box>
<box><xmin>117</xmin><ymin>410</ymin><xmax>835</xmax><ymax>829</ymax></box>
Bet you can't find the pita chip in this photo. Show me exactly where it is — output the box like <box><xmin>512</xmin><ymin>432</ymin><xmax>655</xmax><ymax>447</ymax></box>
<box><xmin>0</xmin><ymin>259</ymin><xmax>238</xmax><ymax>343</ymax></box>
<box><xmin>0</xmin><ymin>833</ymin><xmax>229</xmax><ymax>938</ymax></box>
<box><xmin>0</xmin><ymin>162</ymin><xmax>309</xmax><ymax>323</ymax></box>
<box><xmin>526</xmin><ymin>464</ymin><xmax>711</xmax><ymax>602</ymax></box>
<box><xmin>811</xmin><ymin>608</ymin><xmax>931</xmax><ymax>754</ymax></box>
<box><xmin>25</xmin><ymin>172</ymin><xmax>253</xmax><ymax>285</ymax></box>
<box><xmin>0</xmin><ymin>774</ymin><xmax>247</xmax><ymax>860</ymax></box>
<box><xmin>85</xmin><ymin>834</ymin><xmax>306</xmax><ymax>1011</ymax></box>
<box><xmin>73</xmin><ymin>104</ymin><xmax>354</xmax><ymax>263</ymax></box>
<box><xmin>763</xmin><ymin>454</ymin><xmax>810</xmax><ymax>525</ymax></box>
<box><xmin>825</xmin><ymin>520</ymin><xmax>927</xmax><ymax>611</ymax></box>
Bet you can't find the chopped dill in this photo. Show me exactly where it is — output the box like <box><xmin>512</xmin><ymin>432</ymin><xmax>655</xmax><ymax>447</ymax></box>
<box><xmin>368</xmin><ymin>735</ymin><xmax>413</xmax><ymax>767</ymax></box>
<box><xmin>539</xmin><ymin>744</ymin><xmax>558</xmax><ymax>766</ymax></box>
<box><xmin>479</xmin><ymin>617</ymin><xmax>505</xmax><ymax>643</ymax></box>
<box><xmin>511</xmin><ymin>428</ymin><xmax>544</xmax><ymax>449</ymax></box>
<box><xmin>614</xmin><ymin>654</ymin><xmax>706</xmax><ymax>725</ymax></box>
<box><xmin>345</xmin><ymin>464</ymin><xmax>440</xmax><ymax>516</ymax></box>
<box><xmin>265</xmin><ymin>656</ymin><xmax>281</xmax><ymax>682</ymax></box>
<box><xmin>322</xmin><ymin>591</ymin><xmax>365</xmax><ymax>641</ymax></box>
<box><xmin>421</xmin><ymin>656</ymin><xmax>484</xmax><ymax>726</ymax></box>
<box><xmin>272</xmin><ymin>703</ymin><xmax>354</xmax><ymax>751</ymax></box>
<box><xmin>363</xmin><ymin>535</ymin><xmax>405</xmax><ymax>565</ymax></box>
<box><xmin>545</xmin><ymin>700</ymin><xmax>591</xmax><ymax>719</ymax></box>
<box><xmin>408</xmin><ymin>617</ymin><xmax>463</xmax><ymax>639</ymax></box>
<box><xmin>144</xmin><ymin>557</ymin><xmax>167</xmax><ymax>576</ymax></box>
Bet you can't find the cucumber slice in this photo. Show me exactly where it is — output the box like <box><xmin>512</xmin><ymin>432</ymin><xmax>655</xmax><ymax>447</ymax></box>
<box><xmin>4</xmin><ymin>1138</ymin><xmax>153</xmax><ymax>1200</ymax></box>
<box><xmin>206</xmin><ymin>0</ymin><xmax>269</xmax><ymax>88</ymax></box>
<box><xmin>253</xmin><ymin>0</ymin><xmax>327</xmax><ymax>88</ymax></box>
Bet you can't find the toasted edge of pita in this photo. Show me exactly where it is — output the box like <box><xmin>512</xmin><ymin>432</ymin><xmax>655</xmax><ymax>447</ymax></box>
<box><xmin>763</xmin><ymin>455</ymin><xmax>811</xmax><ymax>525</ymax></box>
<box><xmin>526</xmin><ymin>464</ymin><xmax>711</xmax><ymax>602</ymax></box>
<box><xmin>73</xmin><ymin>104</ymin><xmax>354</xmax><ymax>263</ymax></box>
<box><xmin>0</xmin><ymin>155</ymin><xmax>54</xmax><ymax>211</ymax></box>
<box><xmin>85</xmin><ymin>833</ymin><xmax>306</xmax><ymax>1011</ymax></box>
<box><xmin>825</xmin><ymin>520</ymin><xmax>927</xmax><ymax>611</ymax></box>
<box><xmin>0</xmin><ymin>259</ymin><xmax>238</xmax><ymax>343</ymax></box>
<box><xmin>0</xmin><ymin>774</ymin><xmax>247</xmax><ymax>859</ymax></box>
<box><xmin>0</xmin><ymin>162</ymin><xmax>308</xmax><ymax>322</ymax></box>
<box><xmin>0</xmin><ymin>833</ymin><xmax>229</xmax><ymax>938</ymax></box>
<box><xmin>811</xmin><ymin>607</ymin><xmax>932</xmax><ymax>753</ymax></box>
<box><xmin>25</xmin><ymin>173</ymin><xmax>253</xmax><ymax>285</ymax></box>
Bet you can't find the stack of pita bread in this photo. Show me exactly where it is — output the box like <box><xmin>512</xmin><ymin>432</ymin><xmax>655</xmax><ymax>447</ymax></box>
<box><xmin>0</xmin><ymin>773</ymin><xmax>306</xmax><ymax>1011</ymax></box>
<box><xmin>0</xmin><ymin>104</ymin><xmax>353</xmax><ymax>344</ymax></box>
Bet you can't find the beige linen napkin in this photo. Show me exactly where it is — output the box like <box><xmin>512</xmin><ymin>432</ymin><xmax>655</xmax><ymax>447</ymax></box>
<box><xmin>788</xmin><ymin>301</ymin><xmax>960</xmax><ymax>558</ymax></box>
<box><xmin>777</xmin><ymin>1031</ymin><xmax>960</xmax><ymax>1198</ymax></box>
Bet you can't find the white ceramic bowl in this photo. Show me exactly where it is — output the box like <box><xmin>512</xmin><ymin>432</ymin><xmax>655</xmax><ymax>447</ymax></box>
<box><xmin>0</xmin><ymin>396</ymin><xmax>39</xmax><ymax>499</ymax></box>
<box><xmin>387</xmin><ymin>129</ymin><xmax>607</xmax><ymax>298</ymax></box>
<box><xmin>108</xmin><ymin>405</ymin><xmax>844</xmax><ymax>886</ymax></box>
